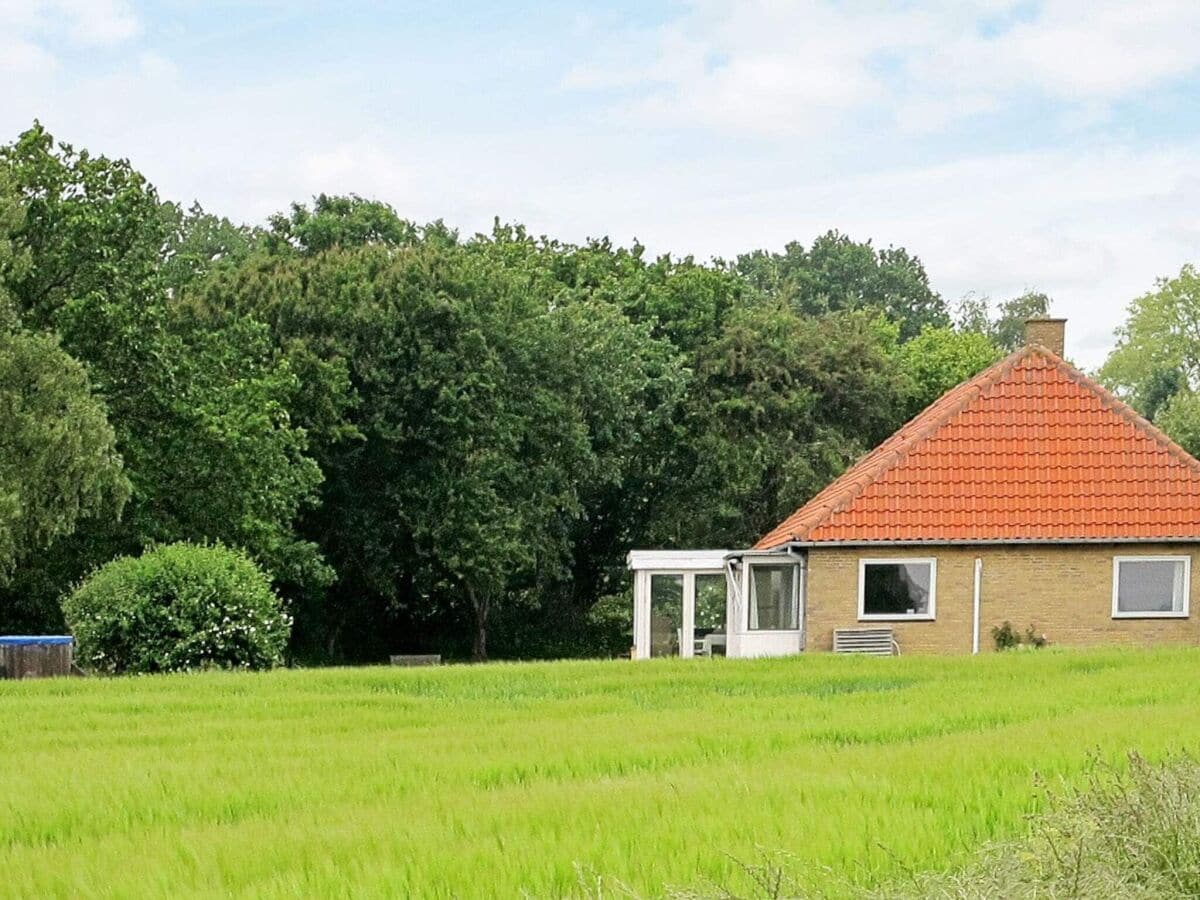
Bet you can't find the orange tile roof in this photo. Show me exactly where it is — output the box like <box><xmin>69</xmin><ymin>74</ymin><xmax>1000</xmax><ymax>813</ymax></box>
<box><xmin>755</xmin><ymin>344</ymin><xmax>1200</xmax><ymax>549</ymax></box>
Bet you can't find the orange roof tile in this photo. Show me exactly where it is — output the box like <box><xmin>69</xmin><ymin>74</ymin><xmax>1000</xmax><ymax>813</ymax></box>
<box><xmin>755</xmin><ymin>344</ymin><xmax>1200</xmax><ymax>549</ymax></box>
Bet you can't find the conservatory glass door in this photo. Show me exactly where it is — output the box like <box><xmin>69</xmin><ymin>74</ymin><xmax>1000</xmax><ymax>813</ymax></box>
<box><xmin>649</xmin><ymin>574</ymin><xmax>684</xmax><ymax>657</ymax></box>
<box><xmin>693</xmin><ymin>573</ymin><xmax>727</xmax><ymax>656</ymax></box>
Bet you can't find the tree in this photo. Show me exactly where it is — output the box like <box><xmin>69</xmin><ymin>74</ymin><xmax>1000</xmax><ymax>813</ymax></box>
<box><xmin>0</xmin><ymin>327</ymin><xmax>128</xmax><ymax>582</ymax></box>
<box><xmin>161</xmin><ymin>201</ymin><xmax>258</xmax><ymax>294</ymax></box>
<box><xmin>647</xmin><ymin>307</ymin><xmax>909</xmax><ymax>549</ymax></box>
<box><xmin>0</xmin><ymin>122</ymin><xmax>170</xmax><ymax>330</ymax></box>
<box><xmin>0</xmin><ymin>124</ymin><xmax>331</xmax><ymax>631</ymax></box>
<box><xmin>898</xmin><ymin>325</ymin><xmax>1002</xmax><ymax>417</ymax></box>
<box><xmin>0</xmin><ymin>173</ymin><xmax>28</xmax><ymax>326</ymax></box>
<box><xmin>1100</xmin><ymin>265</ymin><xmax>1200</xmax><ymax>450</ymax></box>
<box><xmin>955</xmin><ymin>290</ymin><xmax>1052</xmax><ymax>351</ymax></box>
<box><xmin>188</xmin><ymin>218</ymin><xmax>688</xmax><ymax>660</ymax></box>
<box><xmin>736</xmin><ymin>231</ymin><xmax>948</xmax><ymax>340</ymax></box>
<box><xmin>1100</xmin><ymin>266</ymin><xmax>1200</xmax><ymax>410</ymax></box>
<box><xmin>266</xmin><ymin>193</ymin><xmax>418</xmax><ymax>255</ymax></box>
<box><xmin>1154</xmin><ymin>391</ymin><xmax>1200</xmax><ymax>458</ymax></box>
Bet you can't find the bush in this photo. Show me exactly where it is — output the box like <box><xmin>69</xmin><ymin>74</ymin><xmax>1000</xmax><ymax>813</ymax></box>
<box><xmin>63</xmin><ymin>542</ymin><xmax>291</xmax><ymax>674</ymax></box>
<box><xmin>992</xmin><ymin>621</ymin><xmax>1048</xmax><ymax>651</ymax></box>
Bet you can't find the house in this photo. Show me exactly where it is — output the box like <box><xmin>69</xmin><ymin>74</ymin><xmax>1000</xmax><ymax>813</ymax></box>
<box><xmin>628</xmin><ymin>318</ymin><xmax>1200</xmax><ymax>658</ymax></box>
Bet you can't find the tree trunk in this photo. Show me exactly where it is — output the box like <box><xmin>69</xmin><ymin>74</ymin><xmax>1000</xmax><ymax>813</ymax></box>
<box><xmin>468</xmin><ymin>586</ymin><xmax>489</xmax><ymax>662</ymax></box>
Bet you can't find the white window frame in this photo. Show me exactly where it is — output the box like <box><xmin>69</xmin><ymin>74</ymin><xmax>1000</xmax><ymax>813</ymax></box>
<box><xmin>858</xmin><ymin>557</ymin><xmax>937</xmax><ymax>622</ymax></box>
<box><xmin>1111</xmin><ymin>555</ymin><xmax>1191</xmax><ymax>619</ymax></box>
<box><xmin>744</xmin><ymin>561</ymin><xmax>802</xmax><ymax>633</ymax></box>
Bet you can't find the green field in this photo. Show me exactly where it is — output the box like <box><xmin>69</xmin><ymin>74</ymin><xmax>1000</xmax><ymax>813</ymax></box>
<box><xmin>2</xmin><ymin>648</ymin><xmax>1199</xmax><ymax>898</ymax></box>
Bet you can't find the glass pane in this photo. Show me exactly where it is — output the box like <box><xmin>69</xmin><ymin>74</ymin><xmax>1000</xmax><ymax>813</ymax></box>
<box><xmin>749</xmin><ymin>565</ymin><xmax>798</xmax><ymax>631</ymax></box>
<box><xmin>649</xmin><ymin>574</ymin><xmax>683</xmax><ymax>657</ymax></box>
<box><xmin>1118</xmin><ymin>560</ymin><xmax>1184</xmax><ymax>613</ymax></box>
<box><xmin>694</xmin><ymin>574</ymin><xmax>727</xmax><ymax>633</ymax></box>
<box><xmin>863</xmin><ymin>562</ymin><xmax>932</xmax><ymax>616</ymax></box>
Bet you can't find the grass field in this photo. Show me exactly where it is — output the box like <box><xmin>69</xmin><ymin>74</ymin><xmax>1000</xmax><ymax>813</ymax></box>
<box><xmin>3</xmin><ymin>648</ymin><xmax>1200</xmax><ymax>898</ymax></box>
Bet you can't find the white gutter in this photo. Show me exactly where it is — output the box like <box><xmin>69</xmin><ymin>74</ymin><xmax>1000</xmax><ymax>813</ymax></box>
<box><xmin>972</xmin><ymin>557</ymin><xmax>983</xmax><ymax>655</ymax></box>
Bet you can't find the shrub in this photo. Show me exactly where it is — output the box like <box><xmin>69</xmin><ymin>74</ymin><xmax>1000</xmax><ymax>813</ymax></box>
<box><xmin>992</xmin><ymin>621</ymin><xmax>1048</xmax><ymax>651</ymax></box>
<box><xmin>63</xmin><ymin>542</ymin><xmax>291</xmax><ymax>674</ymax></box>
<box><xmin>992</xmin><ymin>621</ymin><xmax>1021</xmax><ymax>650</ymax></box>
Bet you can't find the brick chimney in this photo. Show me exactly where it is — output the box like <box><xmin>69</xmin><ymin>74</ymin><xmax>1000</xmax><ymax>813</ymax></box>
<box><xmin>1024</xmin><ymin>317</ymin><xmax>1066</xmax><ymax>356</ymax></box>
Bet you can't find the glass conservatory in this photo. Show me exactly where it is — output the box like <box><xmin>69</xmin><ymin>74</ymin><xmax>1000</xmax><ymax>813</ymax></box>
<box><xmin>626</xmin><ymin>549</ymin><xmax>806</xmax><ymax>659</ymax></box>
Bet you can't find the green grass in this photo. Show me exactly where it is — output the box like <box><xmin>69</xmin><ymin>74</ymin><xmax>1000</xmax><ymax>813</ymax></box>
<box><xmin>2</xmin><ymin>648</ymin><xmax>1199</xmax><ymax>898</ymax></box>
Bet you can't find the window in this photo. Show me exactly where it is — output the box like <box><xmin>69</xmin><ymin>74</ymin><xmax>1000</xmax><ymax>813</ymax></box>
<box><xmin>1112</xmin><ymin>556</ymin><xmax>1190</xmax><ymax>618</ymax></box>
<box><xmin>748</xmin><ymin>564</ymin><xmax>799</xmax><ymax>630</ymax></box>
<box><xmin>694</xmin><ymin>573</ymin><xmax>727</xmax><ymax>633</ymax></box>
<box><xmin>859</xmin><ymin>559</ymin><xmax>936</xmax><ymax>620</ymax></box>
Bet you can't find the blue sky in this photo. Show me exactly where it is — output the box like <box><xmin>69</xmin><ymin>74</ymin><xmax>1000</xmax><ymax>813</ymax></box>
<box><xmin>4</xmin><ymin>1</ymin><xmax>1200</xmax><ymax>367</ymax></box>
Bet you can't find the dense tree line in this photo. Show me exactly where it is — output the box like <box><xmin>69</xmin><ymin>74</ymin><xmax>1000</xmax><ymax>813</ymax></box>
<box><xmin>1</xmin><ymin>123</ymin><xmax>1048</xmax><ymax>661</ymax></box>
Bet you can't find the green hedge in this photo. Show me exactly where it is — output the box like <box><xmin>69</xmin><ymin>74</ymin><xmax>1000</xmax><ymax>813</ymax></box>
<box><xmin>63</xmin><ymin>542</ymin><xmax>290</xmax><ymax>674</ymax></box>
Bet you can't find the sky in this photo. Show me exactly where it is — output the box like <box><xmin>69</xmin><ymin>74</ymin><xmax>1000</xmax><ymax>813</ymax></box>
<box><xmin>4</xmin><ymin>1</ymin><xmax>1200</xmax><ymax>368</ymax></box>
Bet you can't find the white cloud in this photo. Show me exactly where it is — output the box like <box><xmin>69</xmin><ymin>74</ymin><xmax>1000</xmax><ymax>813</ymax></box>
<box><xmin>0</xmin><ymin>0</ymin><xmax>140</xmax><ymax>46</ymax></box>
<box><xmin>566</xmin><ymin>0</ymin><xmax>1200</xmax><ymax>136</ymax></box>
<box><xmin>0</xmin><ymin>0</ymin><xmax>139</xmax><ymax>77</ymax></box>
<box><xmin>56</xmin><ymin>0</ymin><xmax>141</xmax><ymax>46</ymax></box>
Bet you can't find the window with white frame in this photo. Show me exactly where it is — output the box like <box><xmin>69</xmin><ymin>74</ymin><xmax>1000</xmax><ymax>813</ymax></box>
<box><xmin>859</xmin><ymin>558</ymin><xmax>936</xmax><ymax>620</ymax></box>
<box><xmin>748</xmin><ymin>563</ymin><xmax>799</xmax><ymax>630</ymax></box>
<box><xmin>1112</xmin><ymin>556</ymin><xmax>1190</xmax><ymax>618</ymax></box>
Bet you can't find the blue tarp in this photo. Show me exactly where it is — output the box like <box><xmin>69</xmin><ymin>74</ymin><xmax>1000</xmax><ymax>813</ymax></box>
<box><xmin>0</xmin><ymin>636</ymin><xmax>74</xmax><ymax>646</ymax></box>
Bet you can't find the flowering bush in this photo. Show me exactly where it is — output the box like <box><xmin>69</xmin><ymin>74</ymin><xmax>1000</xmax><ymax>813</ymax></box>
<box><xmin>63</xmin><ymin>542</ymin><xmax>290</xmax><ymax>674</ymax></box>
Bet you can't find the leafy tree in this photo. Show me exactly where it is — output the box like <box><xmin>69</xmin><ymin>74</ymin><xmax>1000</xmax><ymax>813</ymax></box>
<box><xmin>0</xmin><ymin>124</ymin><xmax>330</xmax><ymax>629</ymax></box>
<box><xmin>736</xmin><ymin>231</ymin><xmax>947</xmax><ymax>340</ymax></box>
<box><xmin>161</xmin><ymin>202</ymin><xmax>258</xmax><ymax>294</ymax></box>
<box><xmin>266</xmin><ymin>193</ymin><xmax>418</xmax><ymax>255</ymax></box>
<box><xmin>0</xmin><ymin>327</ymin><xmax>128</xmax><ymax>583</ymax></box>
<box><xmin>648</xmin><ymin>308</ymin><xmax>908</xmax><ymax>548</ymax></box>
<box><xmin>955</xmin><ymin>290</ymin><xmax>1052</xmax><ymax>351</ymax></box>
<box><xmin>1154</xmin><ymin>392</ymin><xmax>1200</xmax><ymax>458</ymax></box>
<box><xmin>0</xmin><ymin>174</ymin><xmax>28</xmax><ymax>325</ymax></box>
<box><xmin>1101</xmin><ymin>266</ymin><xmax>1200</xmax><ymax>412</ymax></box>
<box><xmin>898</xmin><ymin>325</ymin><xmax>1002</xmax><ymax>417</ymax></box>
<box><xmin>0</xmin><ymin>122</ymin><xmax>170</xmax><ymax>330</ymax></box>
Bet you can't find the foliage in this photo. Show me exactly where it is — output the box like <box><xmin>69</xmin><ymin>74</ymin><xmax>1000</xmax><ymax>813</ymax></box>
<box><xmin>651</xmin><ymin>308</ymin><xmax>907</xmax><ymax>548</ymax></box>
<box><xmin>955</xmin><ymin>290</ymin><xmax>1052</xmax><ymax>352</ymax></box>
<box><xmin>0</xmin><ymin>173</ymin><xmax>29</xmax><ymax>324</ymax></box>
<box><xmin>2</xmin><ymin>649</ymin><xmax>1200</xmax><ymax>896</ymax></box>
<box><xmin>992</xmin><ymin>621</ymin><xmax>1048</xmax><ymax>651</ymax></box>
<box><xmin>192</xmin><ymin>228</ymin><xmax>686</xmax><ymax>660</ymax></box>
<box><xmin>161</xmin><ymin>201</ymin><xmax>258</xmax><ymax>294</ymax></box>
<box><xmin>898</xmin><ymin>325</ymin><xmax>1002</xmax><ymax>417</ymax></box>
<box><xmin>266</xmin><ymin>193</ymin><xmax>418</xmax><ymax>254</ymax></box>
<box><xmin>736</xmin><ymin>230</ymin><xmax>948</xmax><ymax>340</ymax></box>
<box><xmin>992</xmin><ymin>620</ymin><xmax>1021</xmax><ymax>650</ymax></box>
<box><xmin>0</xmin><ymin>121</ymin><xmax>170</xmax><ymax>330</ymax></box>
<box><xmin>63</xmin><ymin>541</ymin><xmax>290</xmax><ymax>674</ymax></box>
<box><xmin>0</xmin><ymin>328</ymin><xmax>128</xmax><ymax>582</ymax></box>
<box><xmin>0</xmin><ymin>124</ymin><xmax>330</xmax><ymax>632</ymax></box>
<box><xmin>1099</xmin><ymin>266</ymin><xmax>1200</xmax><ymax>455</ymax></box>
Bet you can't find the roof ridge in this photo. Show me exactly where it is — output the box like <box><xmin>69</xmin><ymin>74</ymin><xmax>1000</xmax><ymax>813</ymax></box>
<box><xmin>753</xmin><ymin>346</ymin><xmax>1031</xmax><ymax>549</ymax></box>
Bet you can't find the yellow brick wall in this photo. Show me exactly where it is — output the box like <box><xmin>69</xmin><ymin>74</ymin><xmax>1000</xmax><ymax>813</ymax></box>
<box><xmin>805</xmin><ymin>544</ymin><xmax>1200</xmax><ymax>654</ymax></box>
